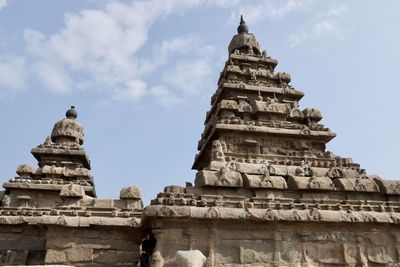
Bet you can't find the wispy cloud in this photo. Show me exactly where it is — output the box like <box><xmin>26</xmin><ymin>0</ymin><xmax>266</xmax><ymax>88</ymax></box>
<box><xmin>229</xmin><ymin>0</ymin><xmax>315</xmax><ymax>24</ymax></box>
<box><xmin>0</xmin><ymin>55</ymin><xmax>27</xmax><ymax>99</ymax></box>
<box><xmin>150</xmin><ymin>85</ymin><xmax>182</xmax><ymax>107</ymax></box>
<box><xmin>289</xmin><ymin>5</ymin><xmax>349</xmax><ymax>47</ymax></box>
<box><xmin>0</xmin><ymin>0</ymin><xmax>321</xmax><ymax>105</ymax></box>
<box><xmin>153</xmin><ymin>36</ymin><xmax>197</xmax><ymax>66</ymax></box>
<box><xmin>0</xmin><ymin>0</ymin><xmax>8</xmax><ymax>11</ymax></box>
<box><xmin>163</xmin><ymin>59</ymin><xmax>212</xmax><ymax>96</ymax></box>
<box><xmin>0</xmin><ymin>0</ymin><xmax>230</xmax><ymax>104</ymax></box>
<box><xmin>112</xmin><ymin>79</ymin><xmax>148</xmax><ymax>102</ymax></box>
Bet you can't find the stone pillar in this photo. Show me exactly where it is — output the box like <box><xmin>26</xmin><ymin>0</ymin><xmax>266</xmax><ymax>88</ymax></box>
<box><xmin>392</xmin><ymin>231</ymin><xmax>400</xmax><ymax>262</ymax></box>
<box><xmin>356</xmin><ymin>233</ymin><xmax>368</xmax><ymax>267</ymax></box>
<box><xmin>150</xmin><ymin>229</ymin><xmax>165</xmax><ymax>267</ymax></box>
<box><xmin>273</xmin><ymin>231</ymin><xmax>282</xmax><ymax>266</ymax></box>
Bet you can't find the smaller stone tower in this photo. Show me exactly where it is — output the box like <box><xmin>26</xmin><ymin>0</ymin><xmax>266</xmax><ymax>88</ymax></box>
<box><xmin>0</xmin><ymin>106</ymin><xmax>144</xmax><ymax>266</ymax></box>
<box><xmin>2</xmin><ymin>106</ymin><xmax>95</xmax><ymax>209</ymax></box>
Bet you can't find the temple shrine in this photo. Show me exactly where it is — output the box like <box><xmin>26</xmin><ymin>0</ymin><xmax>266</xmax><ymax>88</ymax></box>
<box><xmin>1</xmin><ymin>17</ymin><xmax>400</xmax><ymax>267</ymax></box>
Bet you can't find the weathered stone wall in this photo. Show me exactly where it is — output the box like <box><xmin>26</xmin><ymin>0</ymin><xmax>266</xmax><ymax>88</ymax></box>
<box><xmin>44</xmin><ymin>226</ymin><xmax>142</xmax><ymax>266</ymax></box>
<box><xmin>0</xmin><ymin>225</ymin><xmax>46</xmax><ymax>265</ymax></box>
<box><xmin>150</xmin><ymin>219</ymin><xmax>400</xmax><ymax>266</ymax></box>
<box><xmin>0</xmin><ymin>225</ymin><xmax>143</xmax><ymax>266</ymax></box>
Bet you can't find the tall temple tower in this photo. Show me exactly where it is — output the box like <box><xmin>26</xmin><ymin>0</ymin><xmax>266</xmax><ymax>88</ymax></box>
<box><xmin>144</xmin><ymin>16</ymin><xmax>400</xmax><ymax>266</ymax></box>
<box><xmin>193</xmin><ymin>14</ymin><xmax>346</xmax><ymax>180</ymax></box>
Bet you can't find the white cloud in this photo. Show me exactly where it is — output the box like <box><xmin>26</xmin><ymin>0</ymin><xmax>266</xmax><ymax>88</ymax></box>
<box><xmin>0</xmin><ymin>55</ymin><xmax>26</xmax><ymax>92</ymax></box>
<box><xmin>163</xmin><ymin>59</ymin><xmax>212</xmax><ymax>95</ymax></box>
<box><xmin>209</xmin><ymin>0</ymin><xmax>239</xmax><ymax>8</ymax></box>
<box><xmin>0</xmin><ymin>0</ymin><xmax>8</xmax><ymax>11</ymax></box>
<box><xmin>33</xmin><ymin>61</ymin><xmax>72</xmax><ymax>93</ymax></box>
<box><xmin>150</xmin><ymin>85</ymin><xmax>182</xmax><ymax>107</ymax></box>
<box><xmin>230</xmin><ymin>0</ymin><xmax>314</xmax><ymax>24</ymax></box>
<box><xmin>0</xmin><ymin>0</ymin><xmax>236</xmax><ymax>104</ymax></box>
<box><xmin>289</xmin><ymin>5</ymin><xmax>349</xmax><ymax>47</ymax></box>
<box><xmin>24</xmin><ymin>2</ymin><xmax>156</xmax><ymax>92</ymax></box>
<box><xmin>154</xmin><ymin>36</ymin><xmax>196</xmax><ymax>65</ymax></box>
<box><xmin>18</xmin><ymin>0</ymin><xmax>223</xmax><ymax>103</ymax></box>
<box><xmin>314</xmin><ymin>20</ymin><xmax>340</xmax><ymax>37</ymax></box>
<box><xmin>112</xmin><ymin>79</ymin><xmax>148</xmax><ymax>102</ymax></box>
<box><xmin>151</xmin><ymin>35</ymin><xmax>217</xmax><ymax>107</ymax></box>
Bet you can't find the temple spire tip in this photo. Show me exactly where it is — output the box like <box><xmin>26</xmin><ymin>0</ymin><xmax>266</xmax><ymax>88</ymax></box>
<box><xmin>237</xmin><ymin>14</ymin><xmax>249</xmax><ymax>34</ymax></box>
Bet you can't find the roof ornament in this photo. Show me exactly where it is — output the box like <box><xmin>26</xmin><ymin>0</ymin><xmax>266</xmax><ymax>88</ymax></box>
<box><xmin>66</xmin><ymin>106</ymin><xmax>78</xmax><ymax>119</ymax></box>
<box><xmin>237</xmin><ymin>15</ymin><xmax>249</xmax><ymax>34</ymax></box>
<box><xmin>51</xmin><ymin>106</ymin><xmax>84</xmax><ymax>145</ymax></box>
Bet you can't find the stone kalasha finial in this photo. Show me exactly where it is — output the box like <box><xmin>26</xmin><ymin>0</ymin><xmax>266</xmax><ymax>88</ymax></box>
<box><xmin>66</xmin><ymin>105</ymin><xmax>78</xmax><ymax>119</ymax></box>
<box><xmin>237</xmin><ymin>15</ymin><xmax>249</xmax><ymax>34</ymax></box>
<box><xmin>51</xmin><ymin>106</ymin><xmax>84</xmax><ymax>145</ymax></box>
<box><xmin>228</xmin><ymin>15</ymin><xmax>261</xmax><ymax>55</ymax></box>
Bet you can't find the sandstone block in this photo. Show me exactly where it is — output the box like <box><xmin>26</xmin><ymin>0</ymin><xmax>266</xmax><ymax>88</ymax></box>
<box><xmin>334</xmin><ymin>177</ymin><xmax>380</xmax><ymax>192</ymax></box>
<box><xmin>375</xmin><ymin>179</ymin><xmax>400</xmax><ymax>194</ymax></box>
<box><xmin>16</xmin><ymin>164</ymin><xmax>36</xmax><ymax>176</ymax></box>
<box><xmin>120</xmin><ymin>186</ymin><xmax>141</xmax><ymax>199</ymax></box>
<box><xmin>0</xmin><ymin>238</ymin><xmax>45</xmax><ymax>250</ymax></box>
<box><xmin>60</xmin><ymin>184</ymin><xmax>85</xmax><ymax>198</ymax></box>
<box><xmin>93</xmin><ymin>199</ymin><xmax>113</xmax><ymax>208</ymax></box>
<box><xmin>45</xmin><ymin>249</ymin><xmax>67</xmax><ymax>264</ymax></box>
<box><xmin>164</xmin><ymin>185</ymin><xmax>184</xmax><ymax>194</ymax></box>
<box><xmin>288</xmin><ymin>176</ymin><xmax>335</xmax><ymax>191</ymax></box>
<box><xmin>93</xmin><ymin>249</ymin><xmax>137</xmax><ymax>264</ymax></box>
<box><xmin>174</xmin><ymin>250</ymin><xmax>207</xmax><ymax>267</ymax></box>
<box><xmin>195</xmin><ymin>170</ymin><xmax>242</xmax><ymax>188</ymax></box>
<box><xmin>65</xmin><ymin>247</ymin><xmax>93</xmax><ymax>262</ymax></box>
<box><xmin>243</xmin><ymin>174</ymin><xmax>287</xmax><ymax>189</ymax></box>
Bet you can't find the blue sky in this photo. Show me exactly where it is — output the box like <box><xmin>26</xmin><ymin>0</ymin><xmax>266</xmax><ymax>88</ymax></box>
<box><xmin>1</xmin><ymin>0</ymin><xmax>399</xmax><ymax>204</ymax></box>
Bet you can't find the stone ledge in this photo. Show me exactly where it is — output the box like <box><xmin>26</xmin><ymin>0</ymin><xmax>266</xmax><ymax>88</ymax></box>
<box><xmin>215</xmin><ymin>123</ymin><xmax>336</xmax><ymax>141</ymax></box>
<box><xmin>0</xmin><ymin>215</ymin><xmax>141</xmax><ymax>227</ymax></box>
<box><xmin>144</xmin><ymin>205</ymin><xmax>400</xmax><ymax>224</ymax></box>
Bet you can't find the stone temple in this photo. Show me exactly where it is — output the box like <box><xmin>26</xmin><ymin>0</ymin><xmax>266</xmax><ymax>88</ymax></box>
<box><xmin>1</xmin><ymin>17</ymin><xmax>400</xmax><ymax>267</ymax></box>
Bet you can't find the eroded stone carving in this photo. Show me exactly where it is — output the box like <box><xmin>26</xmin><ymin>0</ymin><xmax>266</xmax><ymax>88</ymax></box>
<box><xmin>334</xmin><ymin>176</ymin><xmax>380</xmax><ymax>192</ymax></box>
<box><xmin>210</xmin><ymin>140</ymin><xmax>225</xmax><ymax>162</ymax></box>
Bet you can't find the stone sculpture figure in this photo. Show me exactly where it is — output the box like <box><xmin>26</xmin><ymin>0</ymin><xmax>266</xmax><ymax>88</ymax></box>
<box><xmin>211</xmin><ymin>140</ymin><xmax>225</xmax><ymax>162</ymax></box>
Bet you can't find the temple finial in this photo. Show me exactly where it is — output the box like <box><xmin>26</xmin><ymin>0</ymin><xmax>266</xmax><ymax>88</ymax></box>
<box><xmin>237</xmin><ymin>15</ymin><xmax>249</xmax><ymax>34</ymax></box>
<box><xmin>66</xmin><ymin>105</ymin><xmax>78</xmax><ymax>119</ymax></box>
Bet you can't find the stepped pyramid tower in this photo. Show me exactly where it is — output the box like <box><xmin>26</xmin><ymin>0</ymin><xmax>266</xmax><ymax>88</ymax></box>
<box><xmin>143</xmin><ymin>16</ymin><xmax>400</xmax><ymax>266</ymax></box>
<box><xmin>2</xmin><ymin>106</ymin><xmax>96</xmax><ymax>208</ymax></box>
<box><xmin>0</xmin><ymin>106</ymin><xmax>143</xmax><ymax>266</ymax></box>
<box><xmin>193</xmin><ymin>14</ymin><xmax>341</xmax><ymax>178</ymax></box>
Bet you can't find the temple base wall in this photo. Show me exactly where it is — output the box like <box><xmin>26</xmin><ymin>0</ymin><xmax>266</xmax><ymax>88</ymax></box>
<box><xmin>150</xmin><ymin>219</ymin><xmax>400</xmax><ymax>267</ymax></box>
<box><xmin>0</xmin><ymin>225</ymin><xmax>143</xmax><ymax>266</ymax></box>
<box><xmin>0</xmin><ymin>225</ymin><xmax>46</xmax><ymax>265</ymax></box>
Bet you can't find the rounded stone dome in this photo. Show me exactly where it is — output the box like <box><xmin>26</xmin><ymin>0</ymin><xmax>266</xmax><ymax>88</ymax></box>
<box><xmin>120</xmin><ymin>186</ymin><xmax>141</xmax><ymax>199</ymax></box>
<box><xmin>51</xmin><ymin>106</ymin><xmax>84</xmax><ymax>145</ymax></box>
<box><xmin>228</xmin><ymin>16</ymin><xmax>261</xmax><ymax>55</ymax></box>
<box><xmin>16</xmin><ymin>164</ymin><xmax>36</xmax><ymax>176</ymax></box>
